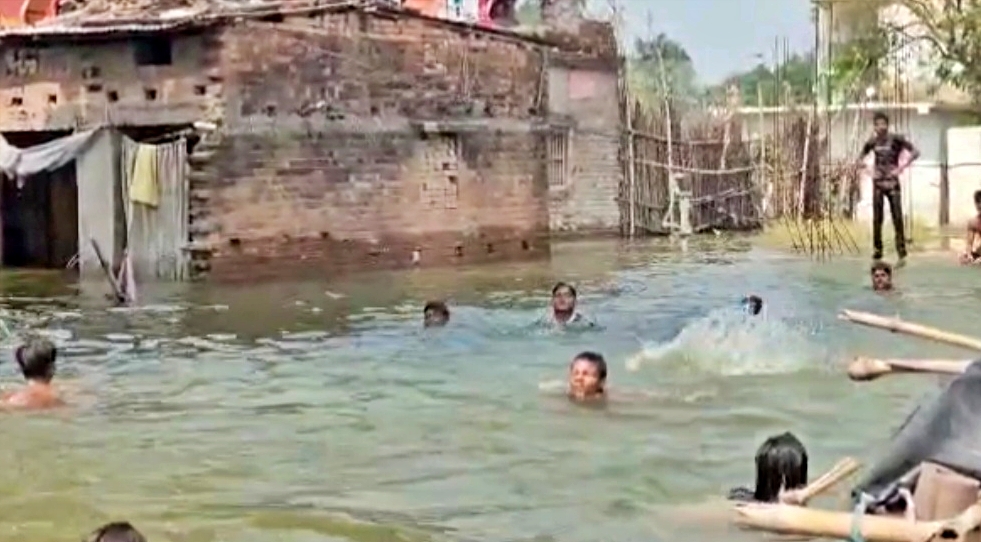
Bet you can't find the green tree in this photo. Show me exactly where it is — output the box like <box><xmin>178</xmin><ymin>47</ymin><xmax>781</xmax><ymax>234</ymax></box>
<box><xmin>827</xmin><ymin>0</ymin><xmax>981</xmax><ymax>101</ymax></box>
<box><xmin>719</xmin><ymin>54</ymin><xmax>815</xmax><ymax>107</ymax></box>
<box><xmin>628</xmin><ymin>33</ymin><xmax>698</xmax><ymax>105</ymax></box>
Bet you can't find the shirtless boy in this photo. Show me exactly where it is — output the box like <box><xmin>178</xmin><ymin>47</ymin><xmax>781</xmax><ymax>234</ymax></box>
<box><xmin>2</xmin><ymin>337</ymin><xmax>63</xmax><ymax>410</ymax></box>
<box><xmin>959</xmin><ymin>190</ymin><xmax>981</xmax><ymax>265</ymax></box>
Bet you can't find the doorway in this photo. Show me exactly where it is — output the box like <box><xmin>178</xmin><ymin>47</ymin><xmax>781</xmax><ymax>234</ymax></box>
<box><xmin>0</xmin><ymin>131</ymin><xmax>79</xmax><ymax>269</ymax></box>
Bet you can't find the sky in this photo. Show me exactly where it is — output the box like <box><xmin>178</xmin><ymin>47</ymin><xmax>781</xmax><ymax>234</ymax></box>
<box><xmin>606</xmin><ymin>0</ymin><xmax>816</xmax><ymax>83</ymax></box>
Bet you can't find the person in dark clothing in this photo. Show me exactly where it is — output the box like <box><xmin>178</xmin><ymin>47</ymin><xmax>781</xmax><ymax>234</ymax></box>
<box><xmin>857</xmin><ymin>112</ymin><xmax>920</xmax><ymax>264</ymax></box>
<box><xmin>727</xmin><ymin>432</ymin><xmax>809</xmax><ymax>503</ymax></box>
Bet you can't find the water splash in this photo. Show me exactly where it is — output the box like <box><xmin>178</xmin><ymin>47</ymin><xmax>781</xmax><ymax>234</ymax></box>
<box><xmin>626</xmin><ymin>307</ymin><xmax>824</xmax><ymax>376</ymax></box>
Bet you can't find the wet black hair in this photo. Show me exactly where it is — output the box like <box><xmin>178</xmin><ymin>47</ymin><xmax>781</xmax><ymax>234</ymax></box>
<box><xmin>871</xmin><ymin>261</ymin><xmax>892</xmax><ymax>276</ymax></box>
<box><xmin>753</xmin><ymin>432</ymin><xmax>808</xmax><ymax>502</ymax></box>
<box><xmin>572</xmin><ymin>351</ymin><xmax>607</xmax><ymax>383</ymax></box>
<box><xmin>873</xmin><ymin>111</ymin><xmax>889</xmax><ymax>124</ymax></box>
<box><xmin>743</xmin><ymin>295</ymin><xmax>763</xmax><ymax>316</ymax></box>
<box><xmin>85</xmin><ymin>522</ymin><xmax>147</xmax><ymax>542</ymax></box>
<box><xmin>551</xmin><ymin>282</ymin><xmax>577</xmax><ymax>298</ymax></box>
<box><xmin>423</xmin><ymin>301</ymin><xmax>449</xmax><ymax>318</ymax></box>
<box><xmin>974</xmin><ymin>189</ymin><xmax>981</xmax><ymax>205</ymax></box>
<box><xmin>15</xmin><ymin>336</ymin><xmax>56</xmax><ymax>382</ymax></box>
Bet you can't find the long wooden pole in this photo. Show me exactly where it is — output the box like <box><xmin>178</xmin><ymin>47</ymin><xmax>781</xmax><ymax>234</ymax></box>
<box><xmin>847</xmin><ymin>356</ymin><xmax>972</xmax><ymax>381</ymax></box>
<box><xmin>839</xmin><ymin>309</ymin><xmax>981</xmax><ymax>352</ymax></box>
<box><xmin>734</xmin><ymin>498</ymin><xmax>981</xmax><ymax>542</ymax></box>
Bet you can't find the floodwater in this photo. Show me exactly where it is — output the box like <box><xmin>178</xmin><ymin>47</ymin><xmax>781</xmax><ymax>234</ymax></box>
<box><xmin>0</xmin><ymin>237</ymin><xmax>974</xmax><ymax>542</ymax></box>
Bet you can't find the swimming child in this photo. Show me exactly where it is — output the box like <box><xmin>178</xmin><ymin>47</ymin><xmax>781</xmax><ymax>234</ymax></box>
<box><xmin>871</xmin><ymin>261</ymin><xmax>894</xmax><ymax>292</ymax></box>
<box><xmin>423</xmin><ymin>301</ymin><xmax>450</xmax><ymax>328</ymax></box>
<box><xmin>567</xmin><ymin>351</ymin><xmax>607</xmax><ymax>402</ymax></box>
<box><xmin>540</xmin><ymin>282</ymin><xmax>595</xmax><ymax>328</ymax></box>
<box><xmin>85</xmin><ymin>522</ymin><xmax>147</xmax><ymax>542</ymax></box>
<box><xmin>728</xmin><ymin>432</ymin><xmax>808</xmax><ymax>503</ymax></box>
<box><xmin>742</xmin><ymin>295</ymin><xmax>763</xmax><ymax>316</ymax></box>
<box><xmin>1</xmin><ymin>336</ymin><xmax>63</xmax><ymax>410</ymax></box>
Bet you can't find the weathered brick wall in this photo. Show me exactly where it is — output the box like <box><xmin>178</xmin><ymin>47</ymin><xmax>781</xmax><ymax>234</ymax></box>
<box><xmin>197</xmin><ymin>12</ymin><xmax>551</xmax><ymax>282</ymax></box>
<box><xmin>0</xmin><ymin>31</ymin><xmax>219</xmax><ymax>131</ymax></box>
<box><xmin>546</xmin><ymin>65</ymin><xmax>621</xmax><ymax>234</ymax></box>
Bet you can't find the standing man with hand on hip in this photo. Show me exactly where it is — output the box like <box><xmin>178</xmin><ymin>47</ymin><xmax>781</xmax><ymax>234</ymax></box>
<box><xmin>857</xmin><ymin>112</ymin><xmax>920</xmax><ymax>266</ymax></box>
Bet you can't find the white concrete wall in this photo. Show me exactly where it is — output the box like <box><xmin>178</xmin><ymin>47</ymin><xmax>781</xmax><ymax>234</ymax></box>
<box><xmin>947</xmin><ymin>126</ymin><xmax>981</xmax><ymax>228</ymax></box>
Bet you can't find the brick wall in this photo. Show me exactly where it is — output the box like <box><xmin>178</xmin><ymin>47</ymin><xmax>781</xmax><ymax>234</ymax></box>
<box><xmin>546</xmin><ymin>66</ymin><xmax>621</xmax><ymax>234</ymax></box>
<box><xmin>0</xmin><ymin>32</ymin><xmax>219</xmax><ymax>131</ymax></box>
<box><xmin>197</xmin><ymin>11</ymin><xmax>551</xmax><ymax>282</ymax></box>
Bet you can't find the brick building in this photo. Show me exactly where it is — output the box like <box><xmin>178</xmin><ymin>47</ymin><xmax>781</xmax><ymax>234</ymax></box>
<box><xmin>0</xmin><ymin>0</ymin><xmax>621</xmax><ymax>282</ymax></box>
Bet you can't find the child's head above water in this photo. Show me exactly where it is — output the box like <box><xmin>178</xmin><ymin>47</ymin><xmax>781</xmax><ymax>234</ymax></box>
<box><xmin>15</xmin><ymin>336</ymin><xmax>56</xmax><ymax>383</ymax></box>
<box><xmin>567</xmin><ymin>351</ymin><xmax>607</xmax><ymax>401</ymax></box>
<box><xmin>423</xmin><ymin>301</ymin><xmax>450</xmax><ymax>328</ymax></box>
<box><xmin>753</xmin><ymin>431</ymin><xmax>808</xmax><ymax>502</ymax></box>
<box><xmin>85</xmin><ymin>522</ymin><xmax>147</xmax><ymax>542</ymax></box>
<box><xmin>742</xmin><ymin>295</ymin><xmax>763</xmax><ymax>316</ymax></box>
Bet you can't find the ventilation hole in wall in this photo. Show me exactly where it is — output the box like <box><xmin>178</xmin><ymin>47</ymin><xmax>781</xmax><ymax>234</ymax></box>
<box><xmin>486</xmin><ymin>243</ymin><xmax>494</xmax><ymax>254</ymax></box>
<box><xmin>281</xmin><ymin>234</ymin><xmax>292</xmax><ymax>243</ymax></box>
<box><xmin>228</xmin><ymin>238</ymin><xmax>242</xmax><ymax>248</ymax></box>
<box><xmin>193</xmin><ymin>85</ymin><xmax>207</xmax><ymax>96</ymax></box>
<box><xmin>264</xmin><ymin>104</ymin><xmax>276</xmax><ymax>117</ymax></box>
<box><xmin>454</xmin><ymin>244</ymin><xmax>464</xmax><ymax>257</ymax></box>
<box><xmin>9</xmin><ymin>96</ymin><xmax>22</xmax><ymax>106</ymax></box>
<box><xmin>47</xmin><ymin>94</ymin><xmax>57</xmax><ymax>104</ymax></box>
<box><xmin>144</xmin><ymin>88</ymin><xmax>157</xmax><ymax>101</ymax></box>
<box><xmin>319</xmin><ymin>231</ymin><xmax>331</xmax><ymax>239</ymax></box>
<box><xmin>484</xmin><ymin>102</ymin><xmax>494</xmax><ymax>117</ymax></box>
<box><xmin>107</xmin><ymin>90</ymin><xmax>119</xmax><ymax>102</ymax></box>
<box><xmin>521</xmin><ymin>240</ymin><xmax>530</xmax><ymax>250</ymax></box>
<box><xmin>370</xmin><ymin>105</ymin><xmax>379</xmax><ymax>116</ymax></box>
<box><xmin>86</xmin><ymin>83</ymin><xmax>103</xmax><ymax>93</ymax></box>
<box><xmin>448</xmin><ymin>175</ymin><xmax>458</xmax><ymax>184</ymax></box>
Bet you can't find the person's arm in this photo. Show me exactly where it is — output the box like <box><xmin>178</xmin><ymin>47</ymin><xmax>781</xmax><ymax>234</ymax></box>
<box><xmin>857</xmin><ymin>139</ymin><xmax>874</xmax><ymax>167</ymax></box>
<box><xmin>894</xmin><ymin>135</ymin><xmax>920</xmax><ymax>175</ymax></box>
<box><xmin>962</xmin><ymin>219</ymin><xmax>979</xmax><ymax>263</ymax></box>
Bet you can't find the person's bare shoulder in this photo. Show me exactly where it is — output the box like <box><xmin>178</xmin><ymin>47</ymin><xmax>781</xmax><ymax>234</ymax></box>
<box><xmin>969</xmin><ymin>216</ymin><xmax>981</xmax><ymax>232</ymax></box>
<box><xmin>0</xmin><ymin>390</ymin><xmax>64</xmax><ymax>411</ymax></box>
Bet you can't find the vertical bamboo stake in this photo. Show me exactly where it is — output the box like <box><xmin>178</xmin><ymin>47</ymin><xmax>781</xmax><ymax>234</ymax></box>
<box><xmin>799</xmin><ymin>108</ymin><xmax>814</xmax><ymax>219</ymax></box>
<box><xmin>655</xmin><ymin>45</ymin><xmax>676</xmax><ymax>232</ymax></box>
<box><xmin>757</xmin><ymin>83</ymin><xmax>768</xmax><ymax>218</ymax></box>
<box><xmin>626</xmin><ymin>92</ymin><xmax>637</xmax><ymax>237</ymax></box>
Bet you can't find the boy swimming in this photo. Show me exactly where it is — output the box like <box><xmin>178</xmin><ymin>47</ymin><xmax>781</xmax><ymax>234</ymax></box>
<box><xmin>2</xmin><ymin>336</ymin><xmax>63</xmax><ymax>410</ymax></box>
<box><xmin>567</xmin><ymin>351</ymin><xmax>607</xmax><ymax>402</ymax></box>
<box><xmin>85</xmin><ymin>522</ymin><xmax>147</xmax><ymax>542</ymax></box>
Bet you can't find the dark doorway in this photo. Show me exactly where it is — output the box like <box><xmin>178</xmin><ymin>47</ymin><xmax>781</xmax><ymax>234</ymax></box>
<box><xmin>0</xmin><ymin>131</ymin><xmax>79</xmax><ymax>269</ymax></box>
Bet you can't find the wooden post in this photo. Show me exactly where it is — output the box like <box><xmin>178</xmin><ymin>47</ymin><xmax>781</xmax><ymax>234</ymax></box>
<box><xmin>655</xmin><ymin>45</ymin><xmax>676</xmax><ymax>232</ymax></box>
<box><xmin>626</xmin><ymin>93</ymin><xmax>637</xmax><ymax>237</ymax></box>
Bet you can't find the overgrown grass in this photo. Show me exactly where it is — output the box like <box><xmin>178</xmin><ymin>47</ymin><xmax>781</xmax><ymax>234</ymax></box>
<box><xmin>753</xmin><ymin>218</ymin><xmax>942</xmax><ymax>256</ymax></box>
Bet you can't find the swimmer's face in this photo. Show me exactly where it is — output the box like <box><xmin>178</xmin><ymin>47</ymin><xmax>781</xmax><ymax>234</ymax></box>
<box><xmin>568</xmin><ymin>359</ymin><xmax>603</xmax><ymax>400</ymax></box>
<box><xmin>424</xmin><ymin>310</ymin><xmax>448</xmax><ymax>327</ymax></box>
<box><xmin>871</xmin><ymin>269</ymin><xmax>892</xmax><ymax>291</ymax></box>
<box><xmin>552</xmin><ymin>286</ymin><xmax>576</xmax><ymax>312</ymax></box>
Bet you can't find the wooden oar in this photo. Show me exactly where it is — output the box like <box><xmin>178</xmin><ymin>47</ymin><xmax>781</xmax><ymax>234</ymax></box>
<box><xmin>733</xmin><ymin>497</ymin><xmax>981</xmax><ymax>542</ymax></box>
<box><xmin>779</xmin><ymin>457</ymin><xmax>861</xmax><ymax>506</ymax></box>
<box><xmin>839</xmin><ymin>310</ymin><xmax>981</xmax><ymax>352</ymax></box>
<box><xmin>846</xmin><ymin>357</ymin><xmax>973</xmax><ymax>381</ymax></box>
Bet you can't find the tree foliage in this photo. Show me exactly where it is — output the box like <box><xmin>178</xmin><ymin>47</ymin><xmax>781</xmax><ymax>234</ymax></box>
<box><xmin>834</xmin><ymin>0</ymin><xmax>981</xmax><ymax>100</ymax></box>
<box><xmin>721</xmin><ymin>54</ymin><xmax>815</xmax><ymax>107</ymax></box>
<box><xmin>627</xmin><ymin>33</ymin><xmax>699</xmax><ymax>105</ymax></box>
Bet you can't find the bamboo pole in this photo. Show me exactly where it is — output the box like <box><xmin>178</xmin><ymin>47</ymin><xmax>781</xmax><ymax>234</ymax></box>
<box><xmin>780</xmin><ymin>457</ymin><xmax>861</xmax><ymax>506</ymax></box>
<box><xmin>655</xmin><ymin>44</ymin><xmax>676</xmax><ymax>233</ymax></box>
<box><xmin>847</xmin><ymin>357</ymin><xmax>972</xmax><ymax>381</ymax></box>
<box><xmin>839</xmin><ymin>309</ymin><xmax>981</xmax><ymax>352</ymax></box>
<box><xmin>733</xmin><ymin>498</ymin><xmax>981</xmax><ymax>542</ymax></box>
<box><xmin>626</xmin><ymin>92</ymin><xmax>637</xmax><ymax>237</ymax></box>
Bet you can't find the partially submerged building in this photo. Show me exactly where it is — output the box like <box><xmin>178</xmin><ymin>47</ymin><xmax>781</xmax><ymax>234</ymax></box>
<box><xmin>0</xmin><ymin>0</ymin><xmax>621</xmax><ymax>283</ymax></box>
